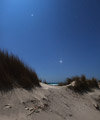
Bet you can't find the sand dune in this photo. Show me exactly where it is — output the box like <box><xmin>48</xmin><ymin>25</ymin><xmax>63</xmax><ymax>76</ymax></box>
<box><xmin>0</xmin><ymin>83</ymin><xmax>100</xmax><ymax>120</ymax></box>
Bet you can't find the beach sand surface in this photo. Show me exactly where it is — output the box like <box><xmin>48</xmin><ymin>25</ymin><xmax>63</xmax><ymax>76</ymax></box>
<box><xmin>0</xmin><ymin>83</ymin><xmax>100</xmax><ymax>120</ymax></box>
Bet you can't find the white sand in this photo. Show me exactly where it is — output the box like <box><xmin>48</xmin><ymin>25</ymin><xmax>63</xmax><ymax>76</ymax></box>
<box><xmin>0</xmin><ymin>83</ymin><xmax>100</xmax><ymax>120</ymax></box>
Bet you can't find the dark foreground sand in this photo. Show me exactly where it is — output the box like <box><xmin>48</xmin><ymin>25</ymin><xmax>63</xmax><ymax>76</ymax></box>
<box><xmin>0</xmin><ymin>83</ymin><xmax>100</xmax><ymax>120</ymax></box>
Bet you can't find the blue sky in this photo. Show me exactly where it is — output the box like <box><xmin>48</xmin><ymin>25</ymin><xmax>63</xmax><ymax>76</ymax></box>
<box><xmin>0</xmin><ymin>0</ymin><xmax>100</xmax><ymax>82</ymax></box>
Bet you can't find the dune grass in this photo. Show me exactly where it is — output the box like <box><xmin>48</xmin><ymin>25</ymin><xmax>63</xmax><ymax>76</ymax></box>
<box><xmin>0</xmin><ymin>50</ymin><xmax>40</xmax><ymax>91</ymax></box>
<box><xmin>58</xmin><ymin>75</ymin><xmax>99</xmax><ymax>92</ymax></box>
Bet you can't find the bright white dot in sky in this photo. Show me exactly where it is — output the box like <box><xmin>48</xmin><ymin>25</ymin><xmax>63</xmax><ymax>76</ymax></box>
<box><xmin>31</xmin><ymin>14</ymin><xmax>34</xmax><ymax>17</ymax></box>
<box><xmin>59</xmin><ymin>60</ymin><xmax>63</xmax><ymax>64</ymax></box>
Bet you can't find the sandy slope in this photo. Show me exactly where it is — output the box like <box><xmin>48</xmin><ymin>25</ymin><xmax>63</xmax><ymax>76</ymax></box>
<box><xmin>0</xmin><ymin>83</ymin><xmax>100</xmax><ymax>120</ymax></box>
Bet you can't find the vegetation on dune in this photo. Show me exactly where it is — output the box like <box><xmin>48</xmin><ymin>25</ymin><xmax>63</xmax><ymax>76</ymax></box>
<box><xmin>43</xmin><ymin>80</ymin><xmax>48</xmax><ymax>84</ymax></box>
<box><xmin>58</xmin><ymin>75</ymin><xmax>99</xmax><ymax>92</ymax></box>
<box><xmin>0</xmin><ymin>49</ymin><xmax>99</xmax><ymax>93</ymax></box>
<box><xmin>0</xmin><ymin>50</ymin><xmax>40</xmax><ymax>91</ymax></box>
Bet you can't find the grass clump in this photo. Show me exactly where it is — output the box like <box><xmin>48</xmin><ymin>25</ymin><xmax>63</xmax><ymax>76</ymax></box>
<box><xmin>43</xmin><ymin>80</ymin><xmax>48</xmax><ymax>84</ymax></box>
<box><xmin>58</xmin><ymin>78</ymin><xmax>74</xmax><ymax>86</ymax></box>
<box><xmin>58</xmin><ymin>82</ymin><xmax>66</xmax><ymax>86</ymax></box>
<box><xmin>0</xmin><ymin>50</ymin><xmax>40</xmax><ymax>91</ymax></box>
<box><xmin>73</xmin><ymin>76</ymin><xmax>99</xmax><ymax>92</ymax></box>
<box><xmin>58</xmin><ymin>75</ymin><xmax>99</xmax><ymax>92</ymax></box>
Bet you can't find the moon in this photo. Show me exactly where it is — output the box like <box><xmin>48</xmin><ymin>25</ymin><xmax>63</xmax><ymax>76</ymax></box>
<box><xmin>59</xmin><ymin>60</ymin><xmax>63</xmax><ymax>64</ymax></box>
<box><xmin>31</xmin><ymin>13</ymin><xmax>34</xmax><ymax>17</ymax></box>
